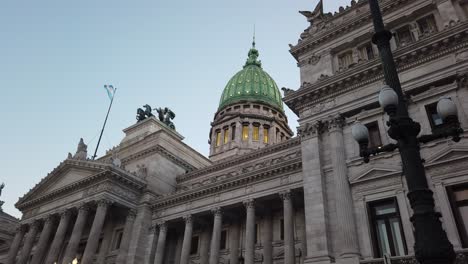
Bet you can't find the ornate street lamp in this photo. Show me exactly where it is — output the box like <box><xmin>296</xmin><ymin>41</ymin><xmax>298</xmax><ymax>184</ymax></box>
<box><xmin>351</xmin><ymin>1</ymin><xmax>463</xmax><ymax>263</ymax></box>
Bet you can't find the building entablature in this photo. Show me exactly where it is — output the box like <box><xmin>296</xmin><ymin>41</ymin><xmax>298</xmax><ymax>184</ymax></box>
<box><xmin>152</xmin><ymin>146</ymin><xmax>302</xmax><ymax>211</ymax></box>
<box><xmin>291</xmin><ymin>0</ymin><xmax>436</xmax><ymax>60</ymax></box>
<box><xmin>176</xmin><ymin>138</ymin><xmax>301</xmax><ymax>183</ymax></box>
<box><xmin>285</xmin><ymin>22</ymin><xmax>468</xmax><ymax>116</ymax></box>
<box><xmin>15</xmin><ymin>159</ymin><xmax>146</xmax><ymax>213</ymax></box>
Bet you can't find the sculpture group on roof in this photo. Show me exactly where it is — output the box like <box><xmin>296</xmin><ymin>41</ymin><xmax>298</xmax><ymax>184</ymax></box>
<box><xmin>136</xmin><ymin>104</ymin><xmax>176</xmax><ymax>130</ymax></box>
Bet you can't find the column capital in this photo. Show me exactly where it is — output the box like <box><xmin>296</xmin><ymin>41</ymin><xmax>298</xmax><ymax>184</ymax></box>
<box><xmin>183</xmin><ymin>214</ymin><xmax>193</xmax><ymax>224</ymax></box>
<box><xmin>243</xmin><ymin>199</ymin><xmax>255</xmax><ymax>209</ymax></box>
<box><xmin>29</xmin><ymin>220</ymin><xmax>41</xmax><ymax>230</ymax></box>
<box><xmin>15</xmin><ymin>224</ymin><xmax>28</xmax><ymax>233</ymax></box>
<box><xmin>211</xmin><ymin>207</ymin><xmax>223</xmax><ymax>216</ymax></box>
<box><xmin>127</xmin><ymin>209</ymin><xmax>137</xmax><ymax>221</ymax></box>
<box><xmin>77</xmin><ymin>202</ymin><xmax>92</xmax><ymax>212</ymax></box>
<box><xmin>327</xmin><ymin>115</ymin><xmax>346</xmax><ymax>132</ymax></box>
<box><xmin>149</xmin><ymin>223</ymin><xmax>158</xmax><ymax>233</ymax></box>
<box><xmin>96</xmin><ymin>199</ymin><xmax>113</xmax><ymax>208</ymax></box>
<box><xmin>279</xmin><ymin>190</ymin><xmax>293</xmax><ymax>201</ymax></box>
<box><xmin>157</xmin><ymin>221</ymin><xmax>167</xmax><ymax>232</ymax></box>
<box><xmin>299</xmin><ymin>121</ymin><xmax>325</xmax><ymax>139</ymax></box>
<box><xmin>58</xmin><ymin>209</ymin><xmax>72</xmax><ymax>220</ymax></box>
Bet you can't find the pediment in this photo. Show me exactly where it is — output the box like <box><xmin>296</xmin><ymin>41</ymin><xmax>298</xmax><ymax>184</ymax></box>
<box><xmin>350</xmin><ymin>165</ymin><xmax>402</xmax><ymax>185</ymax></box>
<box><xmin>424</xmin><ymin>145</ymin><xmax>468</xmax><ymax>165</ymax></box>
<box><xmin>18</xmin><ymin>160</ymin><xmax>105</xmax><ymax>205</ymax></box>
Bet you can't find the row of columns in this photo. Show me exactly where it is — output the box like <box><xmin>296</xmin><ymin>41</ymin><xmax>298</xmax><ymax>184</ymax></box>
<box><xmin>150</xmin><ymin>190</ymin><xmax>296</xmax><ymax>264</ymax></box>
<box><xmin>6</xmin><ymin>199</ymin><xmax>136</xmax><ymax>264</ymax></box>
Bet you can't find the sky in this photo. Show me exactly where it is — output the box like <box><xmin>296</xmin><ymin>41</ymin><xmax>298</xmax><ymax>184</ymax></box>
<box><xmin>0</xmin><ymin>0</ymin><xmax>351</xmax><ymax>217</ymax></box>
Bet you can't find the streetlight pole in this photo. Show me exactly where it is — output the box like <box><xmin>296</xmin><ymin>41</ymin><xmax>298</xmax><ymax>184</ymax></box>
<box><xmin>367</xmin><ymin>1</ymin><xmax>456</xmax><ymax>263</ymax></box>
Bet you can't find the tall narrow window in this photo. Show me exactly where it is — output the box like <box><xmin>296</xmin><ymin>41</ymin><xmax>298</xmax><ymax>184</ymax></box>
<box><xmin>254</xmin><ymin>224</ymin><xmax>259</xmax><ymax>244</ymax></box>
<box><xmin>417</xmin><ymin>15</ymin><xmax>437</xmax><ymax>35</ymax></box>
<box><xmin>366</xmin><ymin>122</ymin><xmax>382</xmax><ymax>148</ymax></box>
<box><xmin>395</xmin><ymin>26</ymin><xmax>414</xmax><ymax>47</ymax></box>
<box><xmin>338</xmin><ymin>51</ymin><xmax>354</xmax><ymax>70</ymax></box>
<box><xmin>447</xmin><ymin>184</ymin><xmax>468</xmax><ymax>247</ymax></box>
<box><xmin>263</xmin><ymin>127</ymin><xmax>269</xmax><ymax>144</ymax></box>
<box><xmin>224</xmin><ymin>128</ymin><xmax>229</xmax><ymax>144</ymax></box>
<box><xmin>190</xmin><ymin>236</ymin><xmax>199</xmax><ymax>255</ymax></box>
<box><xmin>253</xmin><ymin>125</ymin><xmax>260</xmax><ymax>141</ymax></box>
<box><xmin>216</xmin><ymin>131</ymin><xmax>221</xmax><ymax>147</ymax></box>
<box><xmin>242</xmin><ymin>125</ymin><xmax>249</xmax><ymax>141</ymax></box>
<box><xmin>425</xmin><ymin>102</ymin><xmax>444</xmax><ymax>131</ymax></box>
<box><xmin>359</xmin><ymin>43</ymin><xmax>375</xmax><ymax>61</ymax></box>
<box><xmin>368</xmin><ymin>198</ymin><xmax>407</xmax><ymax>257</ymax></box>
<box><xmin>231</xmin><ymin>125</ymin><xmax>236</xmax><ymax>141</ymax></box>
<box><xmin>112</xmin><ymin>229</ymin><xmax>124</xmax><ymax>250</ymax></box>
<box><xmin>280</xmin><ymin>219</ymin><xmax>284</xmax><ymax>240</ymax></box>
<box><xmin>220</xmin><ymin>230</ymin><xmax>228</xmax><ymax>250</ymax></box>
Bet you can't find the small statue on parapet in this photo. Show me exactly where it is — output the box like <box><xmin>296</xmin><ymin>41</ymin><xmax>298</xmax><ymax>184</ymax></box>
<box><xmin>136</xmin><ymin>104</ymin><xmax>176</xmax><ymax>130</ymax></box>
<box><xmin>0</xmin><ymin>183</ymin><xmax>5</xmax><ymax>211</ymax></box>
<box><xmin>155</xmin><ymin>107</ymin><xmax>176</xmax><ymax>130</ymax></box>
<box><xmin>136</xmin><ymin>104</ymin><xmax>154</xmax><ymax>122</ymax></box>
<box><xmin>73</xmin><ymin>138</ymin><xmax>88</xmax><ymax>160</ymax></box>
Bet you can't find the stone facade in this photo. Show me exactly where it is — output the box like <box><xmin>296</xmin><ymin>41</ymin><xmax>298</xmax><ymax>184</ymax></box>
<box><xmin>4</xmin><ymin>0</ymin><xmax>468</xmax><ymax>264</ymax></box>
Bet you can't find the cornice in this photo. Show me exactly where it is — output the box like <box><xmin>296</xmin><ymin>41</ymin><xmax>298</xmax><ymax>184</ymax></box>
<box><xmin>153</xmin><ymin>158</ymin><xmax>302</xmax><ymax>210</ymax></box>
<box><xmin>290</xmin><ymin>0</ymin><xmax>413</xmax><ymax>59</ymax></box>
<box><xmin>285</xmin><ymin>23</ymin><xmax>468</xmax><ymax>115</ymax></box>
<box><xmin>176</xmin><ymin>138</ymin><xmax>301</xmax><ymax>182</ymax></box>
<box><xmin>121</xmin><ymin>145</ymin><xmax>197</xmax><ymax>172</ymax></box>
<box><xmin>16</xmin><ymin>161</ymin><xmax>146</xmax><ymax>210</ymax></box>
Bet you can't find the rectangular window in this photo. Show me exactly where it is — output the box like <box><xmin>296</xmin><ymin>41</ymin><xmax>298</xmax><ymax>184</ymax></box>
<box><xmin>242</xmin><ymin>125</ymin><xmax>249</xmax><ymax>141</ymax></box>
<box><xmin>190</xmin><ymin>235</ymin><xmax>199</xmax><ymax>255</ymax></box>
<box><xmin>231</xmin><ymin>125</ymin><xmax>236</xmax><ymax>140</ymax></box>
<box><xmin>280</xmin><ymin>219</ymin><xmax>284</xmax><ymax>240</ymax></box>
<box><xmin>253</xmin><ymin>125</ymin><xmax>260</xmax><ymax>141</ymax></box>
<box><xmin>338</xmin><ymin>51</ymin><xmax>354</xmax><ymax>70</ymax></box>
<box><xmin>447</xmin><ymin>184</ymin><xmax>468</xmax><ymax>247</ymax></box>
<box><xmin>425</xmin><ymin>102</ymin><xmax>444</xmax><ymax>131</ymax></box>
<box><xmin>224</xmin><ymin>128</ymin><xmax>229</xmax><ymax>144</ymax></box>
<box><xmin>216</xmin><ymin>131</ymin><xmax>222</xmax><ymax>147</ymax></box>
<box><xmin>368</xmin><ymin>198</ymin><xmax>407</xmax><ymax>257</ymax></box>
<box><xmin>112</xmin><ymin>229</ymin><xmax>124</xmax><ymax>250</ymax></box>
<box><xmin>417</xmin><ymin>15</ymin><xmax>437</xmax><ymax>35</ymax></box>
<box><xmin>263</xmin><ymin>127</ymin><xmax>269</xmax><ymax>143</ymax></box>
<box><xmin>254</xmin><ymin>224</ymin><xmax>259</xmax><ymax>244</ymax></box>
<box><xmin>220</xmin><ymin>230</ymin><xmax>228</xmax><ymax>250</ymax></box>
<box><xmin>395</xmin><ymin>26</ymin><xmax>414</xmax><ymax>47</ymax></box>
<box><xmin>366</xmin><ymin>122</ymin><xmax>382</xmax><ymax>148</ymax></box>
<box><xmin>359</xmin><ymin>43</ymin><xmax>375</xmax><ymax>61</ymax></box>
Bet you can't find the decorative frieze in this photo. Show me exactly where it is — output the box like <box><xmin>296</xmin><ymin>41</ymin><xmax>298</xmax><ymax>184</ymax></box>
<box><xmin>286</xmin><ymin>23</ymin><xmax>468</xmax><ymax>115</ymax></box>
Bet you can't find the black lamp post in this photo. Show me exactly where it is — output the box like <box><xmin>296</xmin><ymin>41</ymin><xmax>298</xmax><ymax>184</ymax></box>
<box><xmin>351</xmin><ymin>1</ymin><xmax>463</xmax><ymax>263</ymax></box>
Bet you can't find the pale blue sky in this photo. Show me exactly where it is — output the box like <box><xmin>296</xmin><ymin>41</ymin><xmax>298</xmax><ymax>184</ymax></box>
<box><xmin>0</xmin><ymin>0</ymin><xmax>351</xmax><ymax>217</ymax></box>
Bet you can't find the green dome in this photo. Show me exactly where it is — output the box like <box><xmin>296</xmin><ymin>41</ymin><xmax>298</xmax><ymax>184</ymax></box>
<box><xmin>218</xmin><ymin>44</ymin><xmax>284</xmax><ymax>112</ymax></box>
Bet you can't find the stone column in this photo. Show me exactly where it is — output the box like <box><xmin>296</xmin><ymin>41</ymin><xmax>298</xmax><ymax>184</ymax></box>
<box><xmin>63</xmin><ymin>203</ymin><xmax>90</xmax><ymax>264</ymax></box>
<box><xmin>262</xmin><ymin>212</ymin><xmax>273</xmax><ymax>264</ymax></box>
<box><xmin>44</xmin><ymin>210</ymin><xmax>72</xmax><ymax>264</ymax></box>
<box><xmin>299</xmin><ymin>121</ymin><xmax>331</xmax><ymax>262</ymax></box>
<box><xmin>17</xmin><ymin>221</ymin><xmax>40</xmax><ymax>264</ymax></box>
<box><xmin>229</xmin><ymin>220</ymin><xmax>240</xmax><ymax>264</ymax></box>
<box><xmin>30</xmin><ymin>216</ymin><xmax>55</xmax><ymax>264</ymax></box>
<box><xmin>180</xmin><ymin>215</ymin><xmax>194</xmax><ymax>264</ymax></box>
<box><xmin>280</xmin><ymin>190</ymin><xmax>295</xmax><ymax>264</ymax></box>
<box><xmin>434</xmin><ymin>183</ymin><xmax>462</xmax><ymax>249</ymax></box>
<box><xmin>143</xmin><ymin>224</ymin><xmax>159</xmax><ymax>264</ymax></box>
<box><xmin>199</xmin><ymin>226</ymin><xmax>211</xmax><ymax>264</ymax></box>
<box><xmin>6</xmin><ymin>225</ymin><xmax>27</xmax><ymax>264</ymax></box>
<box><xmin>328</xmin><ymin>117</ymin><xmax>360</xmax><ymax>262</ymax></box>
<box><xmin>209</xmin><ymin>207</ymin><xmax>223</xmax><ymax>264</ymax></box>
<box><xmin>154</xmin><ymin>222</ymin><xmax>168</xmax><ymax>264</ymax></box>
<box><xmin>116</xmin><ymin>209</ymin><xmax>137</xmax><ymax>264</ymax></box>
<box><xmin>243</xmin><ymin>199</ymin><xmax>255</xmax><ymax>264</ymax></box>
<box><xmin>81</xmin><ymin>200</ymin><xmax>111</xmax><ymax>264</ymax></box>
